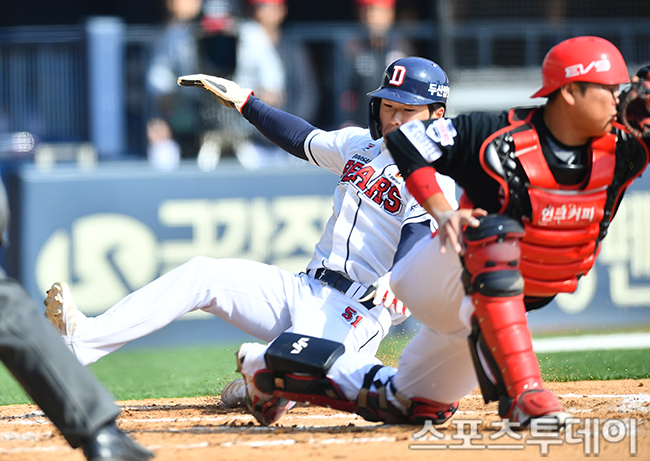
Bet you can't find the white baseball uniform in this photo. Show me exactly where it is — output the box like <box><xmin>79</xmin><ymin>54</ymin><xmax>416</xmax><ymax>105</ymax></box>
<box><xmin>65</xmin><ymin>126</ymin><xmax>458</xmax><ymax>367</ymax></box>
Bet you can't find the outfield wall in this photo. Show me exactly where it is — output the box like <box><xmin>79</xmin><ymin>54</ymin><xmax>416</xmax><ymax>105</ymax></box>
<box><xmin>5</xmin><ymin>161</ymin><xmax>650</xmax><ymax>338</ymax></box>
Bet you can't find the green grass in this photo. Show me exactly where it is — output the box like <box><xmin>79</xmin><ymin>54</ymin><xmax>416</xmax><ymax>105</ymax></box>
<box><xmin>539</xmin><ymin>349</ymin><xmax>650</xmax><ymax>382</ymax></box>
<box><xmin>378</xmin><ymin>331</ymin><xmax>650</xmax><ymax>382</ymax></box>
<box><xmin>0</xmin><ymin>342</ymin><xmax>249</xmax><ymax>405</ymax></box>
<box><xmin>88</xmin><ymin>344</ymin><xmax>245</xmax><ymax>400</ymax></box>
<box><xmin>1</xmin><ymin>335</ymin><xmax>648</xmax><ymax>406</ymax></box>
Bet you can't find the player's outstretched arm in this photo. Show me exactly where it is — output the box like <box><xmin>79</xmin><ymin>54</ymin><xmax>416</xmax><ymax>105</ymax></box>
<box><xmin>178</xmin><ymin>74</ymin><xmax>253</xmax><ymax>113</ymax></box>
<box><xmin>179</xmin><ymin>73</ymin><xmax>317</xmax><ymax>160</ymax></box>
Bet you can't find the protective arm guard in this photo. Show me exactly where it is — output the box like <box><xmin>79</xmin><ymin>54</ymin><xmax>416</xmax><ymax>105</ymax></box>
<box><xmin>463</xmin><ymin>215</ymin><xmax>544</xmax><ymax>411</ymax></box>
<box><xmin>256</xmin><ymin>333</ymin><xmax>457</xmax><ymax>425</ymax></box>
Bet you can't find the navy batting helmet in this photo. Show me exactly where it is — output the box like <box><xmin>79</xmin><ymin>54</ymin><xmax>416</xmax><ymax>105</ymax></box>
<box><xmin>367</xmin><ymin>57</ymin><xmax>449</xmax><ymax>139</ymax></box>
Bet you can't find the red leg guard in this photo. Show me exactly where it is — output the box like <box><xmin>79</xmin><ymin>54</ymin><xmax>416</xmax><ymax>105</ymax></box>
<box><xmin>464</xmin><ymin>215</ymin><xmax>542</xmax><ymax>399</ymax></box>
<box><xmin>473</xmin><ymin>293</ymin><xmax>542</xmax><ymax>398</ymax></box>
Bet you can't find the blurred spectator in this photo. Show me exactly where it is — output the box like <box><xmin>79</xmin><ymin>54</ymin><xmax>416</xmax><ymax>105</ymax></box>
<box><xmin>146</xmin><ymin>0</ymin><xmax>204</xmax><ymax>166</ymax></box>
<box><xmin>146</xmin><ymin>117</ymin><xmax>181</xmax><ymax>170</ymax></box>
<box><xmin>147</xmin><ymin>0</ymin><xmax>245</xmax><ymax>170</ymax></box>
<box><xmin>340</xmin><ymin>0</ymin><xmax>414</xmax><ymax>127</ymax></box>
<box><xmin>199</xmin><ymin>0</ymin><xmax>240</xmax><ymax>76</ymax></box>
<box><xmin>228</xmin><ymin>0</ymin><xmax>319</xmax><ymax>169</ymax></box>
<box><xmin>192</xmin><ymin>0</ymin><xmax>243</xmax><ymax>170</ymax></box>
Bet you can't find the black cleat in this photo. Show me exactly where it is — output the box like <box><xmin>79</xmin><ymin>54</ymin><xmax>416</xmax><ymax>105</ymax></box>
<box><xmin>83</xmin><ymin>423</ymin><xmax>154</xmax><ymax>461</ymax></box>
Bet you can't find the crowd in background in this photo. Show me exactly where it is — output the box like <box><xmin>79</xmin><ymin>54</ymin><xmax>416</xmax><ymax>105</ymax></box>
<box><xmin>1</xmin><ymin>0</ymin><xmax>648</xmax><ymax>169</ymax></box>
<box><xmin>145</xmin><ymin>0</ymin><xmax>412</xmax><ymax>170</ymax></box>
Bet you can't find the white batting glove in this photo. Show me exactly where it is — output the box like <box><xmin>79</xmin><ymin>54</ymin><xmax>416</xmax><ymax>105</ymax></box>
<box><xmin>177</xmin><ymin>74</ymin><xmax>253</xmax><ymax>113</ymax></box>
<box><xmin>359</xmin><ymin>272</ymin><xmax>411</xmax><ymax>325</ymax></box>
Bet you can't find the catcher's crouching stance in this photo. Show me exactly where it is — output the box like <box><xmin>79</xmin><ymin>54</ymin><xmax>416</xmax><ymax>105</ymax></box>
<box><xmin>236</xmin><ymin>332</ymin><xmax>458</xmax><ymax>426</ymax></box>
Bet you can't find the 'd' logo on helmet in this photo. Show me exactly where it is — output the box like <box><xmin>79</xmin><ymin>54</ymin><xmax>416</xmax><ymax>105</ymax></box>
<box><xmin>564</xmin><ymin>59</ymin><xmax>611</xmax><ymax>78</ymax></box>
<box><xmin>388</xmin><ymin>65</ymin><xmax>407</xmax><ymax>86</ymax></box>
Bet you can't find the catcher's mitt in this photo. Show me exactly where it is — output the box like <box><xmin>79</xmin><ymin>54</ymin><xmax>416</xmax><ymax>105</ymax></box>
<box><xmin>618</xmin><ymin>66</ymin><xmax>650</xmax><ymax>138</ymax></box>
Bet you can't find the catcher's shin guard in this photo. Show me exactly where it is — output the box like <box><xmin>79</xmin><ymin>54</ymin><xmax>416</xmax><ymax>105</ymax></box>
<box><xmin>463</xmin><ymin>215</ymin><xmax>553</xmax><ymax>416</ymax></box>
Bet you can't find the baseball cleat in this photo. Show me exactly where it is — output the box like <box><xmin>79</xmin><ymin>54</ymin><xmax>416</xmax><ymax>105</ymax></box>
<box><xmin>235</xmin><ymin>343</ymin><xmax>292</xmax><ymax>426</ymax></box>
<box><xmin>44</xmin><ymin>281</ymin><xmax>85</xmax><ymax>351</ymax></box>
<box><xmin>408</xmin><ymin>399</ymin><xmax>459</xmax><ymax>425</ymax></box>
<box><xmin>251</xmin><ymin>395</ymin><xmax>292</xmax><ymax>426</ymax></box>
<box><xmin>501</xmin><ymin>389</ymin><xmax>570</xmax><ymax>429</ymax></box>
<box><xmin>220</xmin><ymin>377</ymin><xmax>246</xmax><ymax>408</ymax></box>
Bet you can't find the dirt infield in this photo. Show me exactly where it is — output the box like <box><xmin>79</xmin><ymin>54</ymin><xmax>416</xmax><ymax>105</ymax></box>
<box><xmin>1</xmin><ymin>379</ymin><xmax>648</xmax><ymax>460</ymax></box>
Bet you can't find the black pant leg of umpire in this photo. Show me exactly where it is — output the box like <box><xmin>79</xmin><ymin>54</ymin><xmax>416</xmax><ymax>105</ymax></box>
<box><xmin>0</xmin><ymin>278</ymin><xmax>120</xmax><ymax>448</ymax></box>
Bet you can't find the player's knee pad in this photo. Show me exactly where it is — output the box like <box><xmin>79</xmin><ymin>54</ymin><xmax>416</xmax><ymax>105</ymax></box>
<box><xmin>462</xmin><ymin>214</ymin><xmax>525</xmax><ymax>295</ymax></box>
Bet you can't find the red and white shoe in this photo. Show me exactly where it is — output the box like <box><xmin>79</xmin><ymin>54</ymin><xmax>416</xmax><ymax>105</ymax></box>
<box><xmin>235</xmin><ymin>343</ymin><xmax>292</xmax><ymax>426</ymax></box>
<box><xmin>408</xmin><ymin>398</ymin><xmax>459</xmax><ymax>425</ymax></box>
<box><xmin>501</xmin><ymin>389</ymin><xmax>570</xmax><ymax>428</ymax></box>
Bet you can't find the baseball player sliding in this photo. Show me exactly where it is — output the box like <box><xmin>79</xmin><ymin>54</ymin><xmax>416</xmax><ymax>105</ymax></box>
<box><xmin>45</xmin><ymin>58</ymin><xmax>458</xmax><ymax>422</ymax></box>
<box><xmin>229</xmin><ymin>37</ymin><xmax>650</xmax><ymax>428</ymax></box>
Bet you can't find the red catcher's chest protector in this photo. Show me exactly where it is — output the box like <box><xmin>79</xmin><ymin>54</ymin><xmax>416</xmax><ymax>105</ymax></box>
<box><xmin>482</xmin><ymin>109</ymin><xmax>617</xmax><ymax>297</ymax></box>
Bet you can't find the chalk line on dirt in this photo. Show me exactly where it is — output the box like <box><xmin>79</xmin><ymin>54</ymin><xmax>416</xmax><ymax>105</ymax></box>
<box><xmin>533</xmin><ymin>332</ymin><xmax>650</xmax><ymax>352</ymax></box>
<box><xmin>4</xmin><ymin>394</ymin><xmax>647</xmax><ymax>424</ymax></box>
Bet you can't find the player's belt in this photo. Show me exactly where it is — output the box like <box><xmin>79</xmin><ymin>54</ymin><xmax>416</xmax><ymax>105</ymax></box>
<box><xmin>309</xmin><ymin>268</ymin><xmax>375</xmax><ymax>310</ymax></box>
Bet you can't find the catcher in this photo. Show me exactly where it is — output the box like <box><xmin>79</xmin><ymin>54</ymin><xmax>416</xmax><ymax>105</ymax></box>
<box><xmin>230</xmin><ymin>36</ymin><xmax>650</xmax><ymax>428</ymax></box>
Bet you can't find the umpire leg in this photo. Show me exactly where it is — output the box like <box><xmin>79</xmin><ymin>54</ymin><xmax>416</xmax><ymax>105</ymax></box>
<box><xmin>0</xmin><ymin>278</ymin><xmax>120</xmax><ymax>448</ymax></box>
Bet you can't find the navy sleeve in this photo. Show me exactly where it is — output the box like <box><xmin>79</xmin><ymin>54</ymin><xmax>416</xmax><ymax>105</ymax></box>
<box><xmin>240</xmin><ymin>96</ymin><xmax>317</xmax><ymax>160</ymax></box>
<box><xmin>392</xmin><ymin>221</ymin><xmax>432</xmax><ymax>266</ymax></box>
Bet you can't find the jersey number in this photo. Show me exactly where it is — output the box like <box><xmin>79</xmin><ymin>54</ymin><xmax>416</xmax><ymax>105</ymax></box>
<box><xmin>342</xmin><ymin>307</ymin><xmax>364</xmax><ymax>328</ymax></box>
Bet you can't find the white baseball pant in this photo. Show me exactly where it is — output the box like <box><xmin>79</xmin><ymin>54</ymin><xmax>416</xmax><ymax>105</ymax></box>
<box><xmin>67</xmin><ymin>255</ymin><xmax>391</xmax><ymax>365</ymax></box>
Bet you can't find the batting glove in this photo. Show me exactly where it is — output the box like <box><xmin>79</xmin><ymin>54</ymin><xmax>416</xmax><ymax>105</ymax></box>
<box><xmin>360</xmin><ymin>272</ymin><xmax>411</xmax><ymax>325</ymax></box>
<box><xmin>177</xmin><ymin>74</ymin><xmax>253</xmax><ymax>113</ymax></box>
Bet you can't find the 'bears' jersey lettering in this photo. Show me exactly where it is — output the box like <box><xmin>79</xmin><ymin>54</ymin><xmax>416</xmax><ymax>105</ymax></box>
<box><xmin>340</xmin><ymin>161</ymin><xmax>403</xmax><ymax>215</ymax></box>
<box><xmin>366</xmin><ymin>177</ymin><xmax>392</xmax><ymax>204</ymax></box>
<box><xmin>342</xmin><ymin>160</ymin><xmax>363</xmax><ymax>182</ymax></box>
<box><xmin>385</xmin><ymin>187</ymin><xmax>401</xmax><ymax>213</ymax></box>
<box><xmin>351</xmin><ymin>166</ymin><xmax>374</xmax><ymax>189</ymax></box>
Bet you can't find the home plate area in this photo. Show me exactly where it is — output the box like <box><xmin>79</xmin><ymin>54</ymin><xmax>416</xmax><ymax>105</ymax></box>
<box><xmin>1</xmin><ymin>380</ymin><xmax>648</xmax><ymax>461</ymax></box>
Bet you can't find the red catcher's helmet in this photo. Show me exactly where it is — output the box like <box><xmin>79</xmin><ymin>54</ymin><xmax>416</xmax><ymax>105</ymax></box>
<box><xmin>531</xmin><ymin>36</ymin><xmax>629</xmax><ymax>98</ymax></box>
